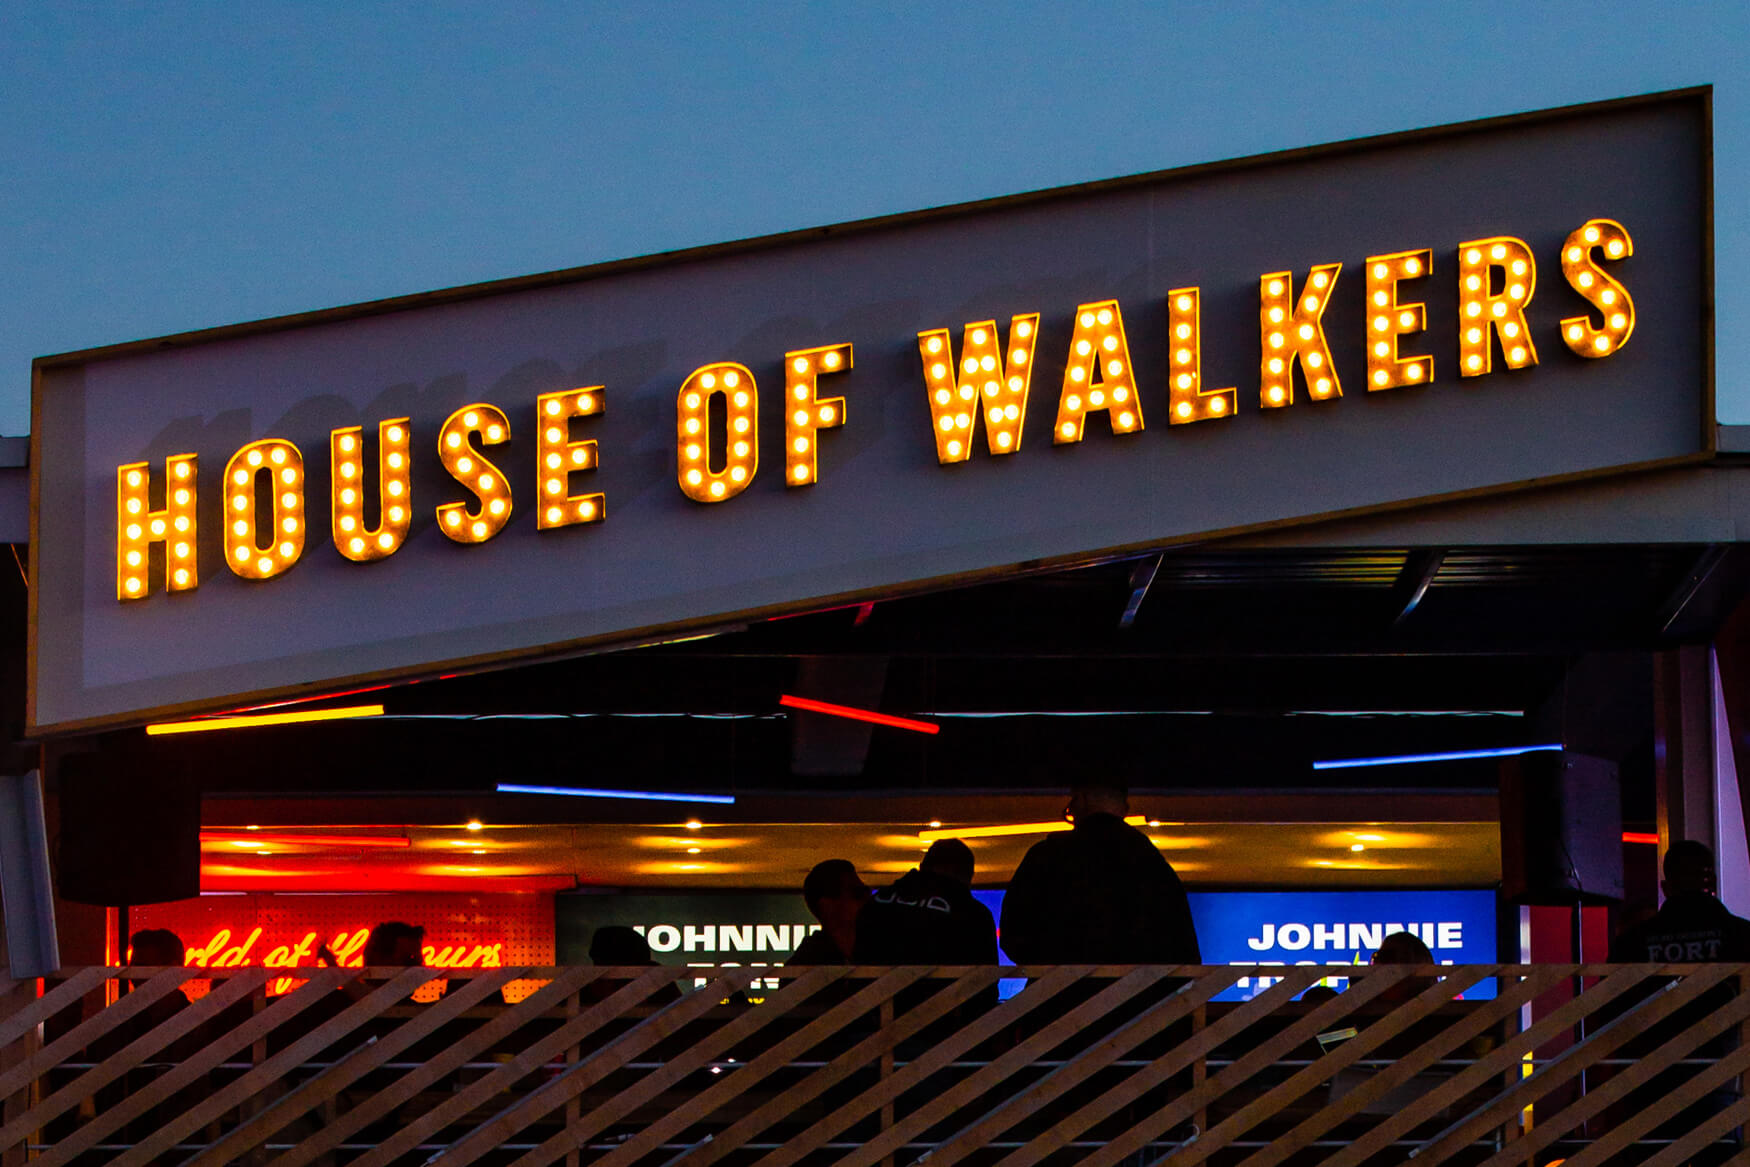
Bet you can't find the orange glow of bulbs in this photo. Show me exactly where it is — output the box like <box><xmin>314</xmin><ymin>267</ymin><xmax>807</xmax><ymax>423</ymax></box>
<box><xmin>1458</xmin><ymin>237</ymin><xmax>1539</xmax><ymax>377</ymax></box>
<box><xmin>677</xmin><ymin>363</ymin><xmax>757</xmax><ymax>502</ymax></box>
<box><xmin>224</xmin><ymin>440</ymin><xmax>305</xmax><ymax>581</ymax></box>
<box><xmin>1364</xmin><ymin>249</ymin><xmax>1434</xmax><ymax>392</ymax></box>
<box><xmin>116</xmin><ymin>454</ymin><xmax>199</xmax><ymax>600</ymax></box>
<box><xmin>1165</xmin><ymin>289</ymin><xmax>1235</xmax><ymax>424</ymax></box>
<box><xmin>1259</xmin><ymin>263</ymin><xmax>1342</xmax><ymax>408</ymax></box>
<box><xmin>918</xmin><ymin>313</ymin><xmax>1038</xmax><ymax>460</ymax></box>
<box><xmin>785</xmin><ymin>343</ymin><xmax>851</xmax><ymax>487</ymax></box>
<box><xmin>1560</xmin><ymin>218</ymin><xmax>1635</xmax><ymax>359</ymax></box>
<box><xmin>536</xmin><ymin>388</ymin><xmax>605</xmax><ymax>530</ymax></box>
<box><xmin>436</xmin><ymin>404</ymin><xmax>513</xmax><ymax>543</ymax></box>
<box><xmin>331</xmin><ymin>418</ymin><xmax>412</xmax><ymax>562</ymax></box>
<box><xmin>1054</xmin><ymin>300</ymin><xmax>1142</xmax><ymax>444</ymax></box>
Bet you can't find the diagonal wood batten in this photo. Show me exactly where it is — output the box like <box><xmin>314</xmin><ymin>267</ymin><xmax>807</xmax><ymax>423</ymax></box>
<box><xmin>4</xmin><ymin>964</ymin><xmax>1750</xmax><ymax>1165</ymax></box>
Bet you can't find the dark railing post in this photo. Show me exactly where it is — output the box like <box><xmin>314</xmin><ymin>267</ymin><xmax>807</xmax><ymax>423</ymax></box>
<box><xmin>880</xmin><ymin>992</ymin><xmax>896</xmax><ymax>1167</ymax></box>
<box><xmin>566</xmin><ymin>980</ymin><xmax>582</xmax><ymax>1167</ymax></box>
<box><xmin>0</xmin><ymin>976</ymin><xmax>36</xmax><ymax>1167</ymax></box>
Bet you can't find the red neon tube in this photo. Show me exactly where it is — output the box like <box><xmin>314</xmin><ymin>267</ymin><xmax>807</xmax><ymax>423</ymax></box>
<box><xmin>778</xmin><ymin>694</ymin><xmax>940</xmax><ymax>735</ymax></box>
<box><xmin>199</xmin><ymin>832</ymin><xmax>412</xmax><ymax>849</ymax></box>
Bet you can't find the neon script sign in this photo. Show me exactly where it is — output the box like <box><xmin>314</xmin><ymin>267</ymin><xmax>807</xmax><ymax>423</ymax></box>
<box><xmin>112</xmin><ymin>219</ymin><xmax>1634</xmax><ymax>603</ymax></box>
<box><xmin>185</xmin><ymin>925</ymin><xmax>506</xmax><ymax>970</ymax></box>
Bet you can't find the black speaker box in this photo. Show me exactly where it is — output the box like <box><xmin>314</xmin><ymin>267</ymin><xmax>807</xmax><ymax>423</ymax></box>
<box><xmin>54</xmin><ymin>749</ymin><xmax>199</xmax><ymax>907</ymax></box>
<box><xmin>1500</xmin><ymin>750</ymin><xmax>1624</xmax><ymax>905</ymax></box>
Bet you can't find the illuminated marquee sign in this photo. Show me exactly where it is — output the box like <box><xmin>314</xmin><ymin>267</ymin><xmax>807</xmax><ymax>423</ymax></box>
<box><xmin>30</xmin><ymin>92</ymin><xmax>1710</xmax><ymax>732</ymax></box>
<box><xmin>102</xmin><ymin>217</ymin><xmax>1640</xmax><ymax>604</ymax></box>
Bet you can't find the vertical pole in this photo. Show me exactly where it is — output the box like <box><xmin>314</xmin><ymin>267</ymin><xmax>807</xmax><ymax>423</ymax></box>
<box><xmin>1656</xmin><ymin>647</ymin><xmax>1716</xmax><ymax>862</ymax></box>
<box><xmin>880</xmin><ymin>995</ymin><xmax>895</xmax><ymax>1167</ymax></box>
<box><xmin>565</xmin><ymin>987</ymin><xmax>581</xmax><ymax>1167</ymax></box>
<box><xmin>1193</xmin><ymin>1001</ymin><xmax>1207</xmax><ymax>1138</ymax></box>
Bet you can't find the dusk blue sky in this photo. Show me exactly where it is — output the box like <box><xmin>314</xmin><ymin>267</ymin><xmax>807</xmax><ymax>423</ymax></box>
<box><xmin>3</xmin><ymin>3</ymin><xmax>1747</xmax><ymax>438</ymax></box>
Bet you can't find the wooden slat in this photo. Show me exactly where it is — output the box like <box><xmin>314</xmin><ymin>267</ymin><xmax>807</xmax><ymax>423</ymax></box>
<box><xmin>1409</xmin><ymin>963</ymin><xmax>1742</xmax><ymax>1165</ymax></box>
<box><xmin>1472</xmin><ymin>988</ymin><xmax>1750</xmax><ymax>1167</ymax></box>
<box><xmin>931</xmin><ymin>968</ymin><xmax>1320</xmax><ymax>1167</ymax></box>
<box><xmin>187</xmin><ymin>966</ymin><xmax>525</xmax><ymax>1167</ymax></box>
<box><xmin>109</xmin><ymin>964</ymin><xmax>439</xmax><ymax>1167</ymax></box>
<box><xmin>590</xmin><ymin>967</ymin><xmax>905</xmax><ymax>1167</ymax></box>
<box><xmin>0</xmin><ymin>966</ymin><xmax>204</xmax><ymax>1101</ymax></box>
<box><xmin>351</xmin><ymin>965</ymin><xmax>742</xmax><ymax>1167</ymax></box>
<box><xmin>27</xmin><ymin>967</ymin><xmax>342</xmax><ymax>1167</ymax></box>
<box><xmin>265</xmin><ymin>964</ymin><xmax>602</xmax><ymax>1167</ymax></box>
<box><xmin>1063</xmin><ymin>966</ymin><xmax>1420</xmax><ymax>1167</ymax></box>
<box><xmin>393</xmin><ymin>969</ymin><xmax>757</xmax><ymax>1167</ymax></box>
<box><xmin>10</xmin><ymin>962</ymin><xmax>1750</xmax><ymax>1165</ymax></box>
<box><xmin>1232</xmin><ymin>965</ymin><xmax>1566</xmax><ymax>1167</ymax></box>
<box><xmin>1639</xmin><ymin>1095</ymin><xmax>1750</xmax><ymax>1167</ymax></box>
<box><xmin>0</xmin><ymin>964</ymin><xmax>268</xmax><ymax>1150</ymax></box>
<box><xmin>1556</xmin><ymin>1040</ymin><xmax>1750</xmax><ymax>1167</ymax></box>
<box><xmin>0</xmin><ymin>968</ymin><xmax>111</xmax><ymax>1050</ymax></box>
<box><xmin>1313</xmin><ymin>965</ymin><xmax>1663</xmax><ymax>1167</ymax></box>
<box><xmin>816</xmin><ymin>967</ymin><xmax>1103</xmax><ymax>1167</ymax></box>
<box><xmin>671</xmin><ymin>965</ymin><xmax>1050</xmax><ymax>1167</ymax></box>
<box><xmin>1178</xmin><ymin>966</ymin><xmax>1492</xmax><ymax>1167</ymax></box>
<box><xmin>505</xmin><ymin>966</ymin><xmax>858</xmax><ymax>1167</ymax></box>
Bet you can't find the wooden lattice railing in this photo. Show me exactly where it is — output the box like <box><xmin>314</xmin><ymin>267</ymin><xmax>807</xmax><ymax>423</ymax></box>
<box><xmin>1</xmin><ymin>964</ymin><xmax>1746</xmax><ymax>1165</ymax></box>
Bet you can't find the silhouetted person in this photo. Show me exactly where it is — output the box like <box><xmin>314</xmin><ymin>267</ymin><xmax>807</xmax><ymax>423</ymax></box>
<box><xmin>272</xmin><ymin>920</ymin><xmax>436</xmax><ymax>1061</ymax></box>
<box><xmin>1610</xmin><ymin>840</ymin><xmax>1750</xmax><ymax>962</ymax></box>
<box><xmin>316</xmin><ymin>920</ymin><xmax>430</xmax><ymax>1002</ymax></box>
<box><xmin>1604</xmin><ymin>841</ymin><xmax>1750</xmax><ymax>1163</ymax></box>
<box><xmin>91</xmin><ymin>930</ymin><xmax>204</xmax><ymax>1154</ymax></box>
<box><xmin>1001</xmin><ymin>782</ymin><xmax>1201</xmax><ymax>964</ymax></box>
<box><xmin>788</xmin><ymin>859</ymin><xmax>869</xmax><ymax>964</ymax></box>
<box><xmin>97</xmin><ymin>930</ymin><xmax>197</xmax><ymax>1052</ymax></box>
<box><xmin>584</xmin><ymin>925</ymin><xmax>681</xmax><ymax>1004</ymax></box>
<box><xmin>854</xmin><ymin>839</ymin><xmax>998</xmax><ymax>965</ymax></box>
<box><xmin>1370</xmin><ymin>929</ymin><xmax>1436</xmax><ymax>1005</ymax></box>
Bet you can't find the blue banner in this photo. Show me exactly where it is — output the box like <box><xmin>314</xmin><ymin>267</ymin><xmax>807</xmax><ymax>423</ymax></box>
<box><xmin>974</xmin><ymin>888</ymin><xmax>1497</xmax><ymax>1001</ymax></box>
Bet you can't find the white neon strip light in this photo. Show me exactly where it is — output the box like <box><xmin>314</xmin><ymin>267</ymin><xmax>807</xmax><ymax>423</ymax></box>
<box><xmin>495</xmin><ymin>783</ymin><xmax>736</xmax><ymax>804</ymax></box>
<box><xmin>1311</xmin><ymin>743</ymin><xmax>1563</xmax><ymax>771</ymax></box>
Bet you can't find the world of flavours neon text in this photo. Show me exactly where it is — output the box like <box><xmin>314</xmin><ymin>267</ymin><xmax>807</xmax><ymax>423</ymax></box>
<box><xmin>115</xmin><ymin>220</ymin><xmax>1634</xmax><ymax>601</ymax></box>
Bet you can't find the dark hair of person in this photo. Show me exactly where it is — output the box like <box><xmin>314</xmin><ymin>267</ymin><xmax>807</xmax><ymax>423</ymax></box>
<box><xmin>589</xmin><ymin>925</ymin><xmax>655</xmax><ymax>965</ymax></box>
<box><xmin>1665</xmin><ymin>838</ymin><xmax>1715</xmax><ymax>882</ymax></box>
<box><xmin>802</xmin><ymin>858</ymin><xmax>859</xmax><ymax>917</ymax></box>
<box><xmin>921</xmin><ymin>838</ymin><xmax>975</xmax><ymax>885</ymax></box>
<box><xmin>1372</xmin><ymin>930</ymin><xmax>1434</xmax><ymax>965</ymax></box>
<box><xmin>127</xmin><ymin>929</ymin><xmax>185</xmax><ymax>966</ymax></box>
<box><xmin>362</xmin><ymin>921</ymin><xmax>426</xmax><ymax>965</ymax></box>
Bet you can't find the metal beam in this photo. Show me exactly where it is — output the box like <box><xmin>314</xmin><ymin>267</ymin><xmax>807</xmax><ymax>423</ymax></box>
<box><xmin>1119</xmin><ymin>554</ymin><xmax>1163</xmax><ymax>628</ymax></box>
<box><xmin>1389</xmin><ymin>549</ymin><xmax>1445</xmax><ymax>627</ymax></box>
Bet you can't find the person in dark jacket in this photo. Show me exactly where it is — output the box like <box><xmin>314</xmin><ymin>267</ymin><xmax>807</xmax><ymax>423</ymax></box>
<box><xmin>788</xmin><ymin>858</ymin><xmax>870</xmax><ymax>965</ymax></box>
<box><xmin>1610</xmin><ymin>839</ymin><xmax>1750</xmax><ymax>962</ymax></box>
<box><xmin>1603</xmin><ymin>840</ymin><xmax>1750</xmax><ymax>1162</ymax></box>
<box><xmin>855</xmin><ymin>839</ymin><xmax>998</xmax><ymax>965</ymax></box>
<box><xmin>1000</xmin><ymin>782</ymin><xmax>1201</xmax><ymax>964</ymax></box>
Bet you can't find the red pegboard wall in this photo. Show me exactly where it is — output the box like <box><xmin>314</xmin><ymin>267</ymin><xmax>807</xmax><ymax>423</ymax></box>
<box><xmin>131</xmin><ymin>891</ymin><xmax>555</xmax><ymax>1002</ymax></box>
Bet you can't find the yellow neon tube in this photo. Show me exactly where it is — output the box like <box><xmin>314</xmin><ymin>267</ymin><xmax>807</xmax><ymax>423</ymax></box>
<box><xmin>919</xmin><ymin>815</ymin><xmax>1145</xmax><ymax>842</ymax></box>
<box><xmin>146</xmin><ymin>703</ymin><xmax>385</xmax><ymax>735</ymax></box>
